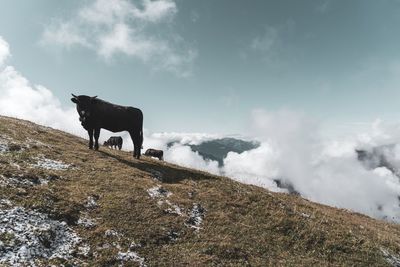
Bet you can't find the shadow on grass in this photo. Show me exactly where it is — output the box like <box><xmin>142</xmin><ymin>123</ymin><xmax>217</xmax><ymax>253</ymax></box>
<box><xmin>98</xmin><ymin>150</ymin><xmax>214</xmax><ymax>183</ymax></box>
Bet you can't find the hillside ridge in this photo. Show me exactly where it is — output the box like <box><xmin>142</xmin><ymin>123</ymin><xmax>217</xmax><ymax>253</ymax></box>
<box><xmin>0</xmin><ymin>115</ymin><xmax>400</xmax><ymax>266</ymax></box>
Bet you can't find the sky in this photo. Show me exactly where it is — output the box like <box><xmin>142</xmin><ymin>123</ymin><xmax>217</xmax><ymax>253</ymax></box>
<box><xmin>1</xmin><ymin>0</ymin><xmax>400</xmax><ymax>134</ymax></box>
<box><xmin>2</xmin><ymin>0</ymin><xmax>400</xmax><ymax>223</ymax></box>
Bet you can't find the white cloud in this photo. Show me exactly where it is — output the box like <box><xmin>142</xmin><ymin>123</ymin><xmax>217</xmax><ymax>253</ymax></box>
<box><xmin>0</xmin><ymin>37</ymin><xmax>81</xmax><ymax>135</ymax></box>
<box><xmin>97</xmin><ymin>23</ymin><xmax>153</xmax><ymax>60</ymax></box>
<box><xmin>0</xmin><ymin>36</ymin><xmax>10</xmax><ymax>66</ymax></box>
<box><xmin>41</xmin><ymin>0</ymin><xmax>195</xmax><ymax>77</ymax></box>
<box><xmin>79</xmin><ymin>0</ymin><xmax>176</xmax><ymax>24</ymax></box>
<box><xmin>148</xmin><ymin>132</ymin><xmax>222</xmax><ymax>146</ymax></box>
<box><xmin>0</xmin><ymin>66</ymin><xmax>84</xmax><ymax>137</ymax></box>
<box><xmin>223</xmin><ymin>143</ymin><xmax>282</xmax><ymax>191</ymax></box>
<box><xmin>41</xmin><ymin>21</ymin><xmax>91</xmax><ymax>49</ymax></box>
<box><xmin>165</xmin><ymin>143</ymin><xmax>220</xmax><ymax>174</ymax></box>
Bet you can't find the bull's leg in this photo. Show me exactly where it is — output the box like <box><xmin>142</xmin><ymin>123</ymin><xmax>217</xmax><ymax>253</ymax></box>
<box><xmin>134</xmin><ymin>131</ymin><xmax>141</xmax><ymax>159</ymax></box>
<box><xmin>129</xmin><ymin>131</ymin><xmax>136</xmax><ymax>158</ymax></box>
<box><xmin>94</xmin><ymin>128</ymin><xmax>101</xmax><ymax>150</ymax></box>
<box><xmin>87</xmin><ymin>129</ymin><xmax>94</xmax><ymax>149</ymax></box>
<box><xmin>129</xmin><ymin>131</ymin><xmax>140</xmax><ymax>159</ymax></box>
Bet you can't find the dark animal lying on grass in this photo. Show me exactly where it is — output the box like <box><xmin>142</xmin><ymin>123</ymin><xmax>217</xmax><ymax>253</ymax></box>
<box><xmin>71</xmin><ymin>94</ymin><xmax>143</xmax><ymax>159</ymax></box>
<box><xmin>144</xmin><ymin>149</ymin><xmax>164</xmax><ymax>161</ymax></box>
<box><xmin>104</xmin><ymin>136</ymin><xmax>123</xmax><ymax>150</ymax></box>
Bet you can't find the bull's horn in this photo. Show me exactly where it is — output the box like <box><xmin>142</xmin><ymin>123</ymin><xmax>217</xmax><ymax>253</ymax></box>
<box><xmin>92</xmin><ymin>95</ymin><xmax>98</xmax><ymax>99</ymax></box>
<box><xmin>71</xmin><ymin>93</ymin><xmax>78</xmax><ymax>98</ymax></box>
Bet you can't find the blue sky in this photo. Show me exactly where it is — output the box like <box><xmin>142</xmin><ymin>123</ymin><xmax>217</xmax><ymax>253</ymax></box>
<box><xmin>1</xmin><ymin>0</ymin><xmax>400</xmax><ymax>134</ymax></box>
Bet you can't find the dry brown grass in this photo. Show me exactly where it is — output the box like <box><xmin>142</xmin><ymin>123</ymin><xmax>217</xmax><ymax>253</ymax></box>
<box><xmin>0</xmin><ymin>115</ymin><xmax>400</xmax><ymax>266</ymax></box>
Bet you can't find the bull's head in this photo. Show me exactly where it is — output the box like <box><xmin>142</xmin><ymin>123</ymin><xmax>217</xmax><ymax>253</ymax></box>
<box><xmin>71</xmin><ymin>94</ymin><xmax>97</xmax><ymax>124</ymax></box>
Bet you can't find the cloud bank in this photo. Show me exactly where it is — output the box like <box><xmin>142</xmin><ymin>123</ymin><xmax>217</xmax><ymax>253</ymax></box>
<box><xmin>1</xmin><ymin>35</ymin><xmax>400</xmax><ymax>222</ymax></box>
<box><xmin>223</xmin><ymin>110</ymin><xmax>400</xmax><ymax>222</ymax></box>
<box><xmin>41</xmin><ymin>0</ymin><xmax>196</xmax><ymax>77</ymax></box>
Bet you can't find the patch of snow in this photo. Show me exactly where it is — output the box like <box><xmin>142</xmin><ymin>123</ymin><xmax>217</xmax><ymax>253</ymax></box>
<box><xmin>0</xmin><ymin>136</ymin><xmax>12</xmax><ymax>153</ymax></box>
<box><xmin>77</xmin><ymin>244</ymin><xmax>91</xmax><ymax>257</ymax></box>
<box><xmin>77</xmin><ymin>215</ymin><xmax>97</xmax><ymax>229</ymax></box>
<box><xmin>129</xmin><ymin>241</ymin><xmax>141</xmax><ymax>249</ymax></box>
<box><xmin>147</xmin><ymin>186</ymin><xmax>184</xmax><ymax>216</ymax></box>
<box><xmin>0</xmin><ymin>175</ymin><xmax>36</xmax><ymax>187</ymax></box>
<box><xmin>164</xmin><ymin>200</ymin><xmax>183</xmax><ymax>216</ymax></box>
<box><xmin>381</xmin><ymin>248</ymin><xmax>400</xmax><ymax>267</ymax></box>
<box><xmin>0</xmin><ymin>199</ymin><xmax>12</xmax><ymax>208</ymax></box>
<box><xmin>185</xmin><ymin>203</ymin><xmax>206</xmax><ymax>231</ymax></box>
<box><xmin>84</xmin><ymin>195</ymin><xmax>99</xmax><ymax>209</ymax></box>
<box><xmin>0</xmin><ymin>143</ymin><xmax>9</xmax><ymax>153</ymax></box>
<box><xmin>0</xmin><ymin>174</ymin><xmax>59</xmax><ymax>188</ymax></box>
<box><xmin>0</xmin><ymin>139</ymin><xmax>23</xmax><ymax>153</ymax></box>
<box><xmin>38</xmin><ymin>178</ymin><xmax>49</xmax><ymax>186</ymax></box>
<box><xmin>0</xmin><ymin>207</ymin><xmax>81</xmax><ymax>266</ymax></box>
<box><xmin>117</xmin><ymin>251</ymin><xmax>146</xmax><ymax>267</ymax></box>
<box><xmin>33</xmin><ymin>157</ymin><xmax>70</xmax><ymax>170</ymax></box>
<box><xmin>147</xmin><ymin>186</ymin><xmax>171</xmax><ymax>199</ymax></box>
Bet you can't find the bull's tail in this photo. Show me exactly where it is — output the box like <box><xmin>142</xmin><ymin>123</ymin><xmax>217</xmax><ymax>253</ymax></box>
<box><xmin>140</xmin><ymin>129</ymin><xmax>143</xmax><ymax>149</ymax></box>
<box><xmin>140</xmin><ymin>110</ymin><xmax>144</xmax><ymax>148</ymax></box>
<box><xmin>139</xmin><ymin>110</ymin><xmax>144</xmax><ymax>154</ymax></box>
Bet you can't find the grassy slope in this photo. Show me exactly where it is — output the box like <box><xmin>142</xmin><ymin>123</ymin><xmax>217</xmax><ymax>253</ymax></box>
<box><xmin>0</xmin><ymin>115</ymin><xmax>400</xmax><ymax>266</ymax></box>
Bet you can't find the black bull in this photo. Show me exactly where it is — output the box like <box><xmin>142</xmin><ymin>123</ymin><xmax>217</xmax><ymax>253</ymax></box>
<box><xmin>71</xmin><ymin>94</ymin><xmax>143</xmax><ymax>159</ymax></box>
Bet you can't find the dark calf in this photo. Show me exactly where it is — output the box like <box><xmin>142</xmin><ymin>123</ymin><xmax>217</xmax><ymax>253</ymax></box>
<box><xmin>104</xmin><ymin>136</ymin><xmax>123</xmax><ymax>150</ymax></box>
<box><xmin>144</xmin><ymin>149</ymin><xmax>164</xmax><ymax>161</ymax></box>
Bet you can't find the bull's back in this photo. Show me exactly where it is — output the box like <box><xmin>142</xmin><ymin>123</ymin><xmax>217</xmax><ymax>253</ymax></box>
<box><xmin>93</xmin><ymin>101</ymin><xmax>142</xmax><ymax>132</ymax></box>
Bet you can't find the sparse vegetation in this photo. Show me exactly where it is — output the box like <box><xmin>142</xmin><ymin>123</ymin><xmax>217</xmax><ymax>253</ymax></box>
<box><xmin>0</xmin><ymin>115</ymin><xmax>400</xmax><ymax>266</ymax></box>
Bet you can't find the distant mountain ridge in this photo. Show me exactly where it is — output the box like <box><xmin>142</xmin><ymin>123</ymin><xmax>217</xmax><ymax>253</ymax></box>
<box><xmin>168</xmin><ymin>137</ymin><xmax>260</xmax><ymax>166</ymax></box>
